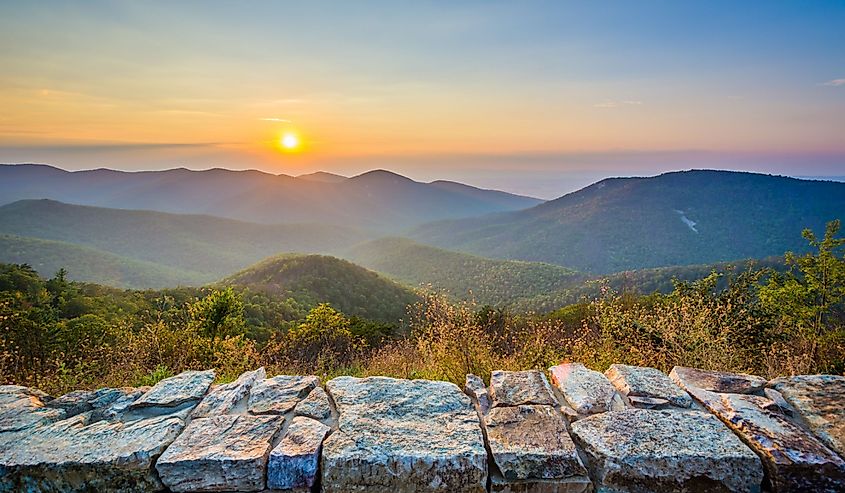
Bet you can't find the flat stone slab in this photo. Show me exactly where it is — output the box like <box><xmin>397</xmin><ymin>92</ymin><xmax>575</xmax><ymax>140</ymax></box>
<box><xmin>465</xmin><ymin>374</ymin><xmax>491</xmax><ymax>414</ymax></box>
<box><xmin>484</xmin><ymin>404</ymin><xmax>587</xmax><ymax>482</ymax></box>
<box><xmin>130</xmin><ymin>369</ymin><xmax>215</xmax><ymax>409</ymax></box>
<box><xmin>156</xmin><ymin>414</ymin><xmax>282</xmax><ymax>492</ymax></box>
<box><xmin>191</xmin><ymin>367</ymin><xmax>265</xmax><ymax>418</ymax></box>
<box><xmin>571</xmin><ymin>409</ymin><xmax>763</xmax><ymax>493</ymax></box>
<box><xmin>268</xmin><ymin>416</ymin><xmax>331</xmax><ymax>491</ymax></box>
<box><xmin>321</xmin><ymin>376</ymin><xmax>487</xmax><ymax>493</ymax></box>
<box><xmin>768</xmin><ymin>374</ymin><xmax>845</xmax><ymax>458</ymax></box>
<box><xmin>0</xmin><ymin>386</ymin><xmax>64</xmax><ymax>434</ymax></box>
<box><xmin>294</xmin><ymin>386</ymin><xmax>332</xmax><ymax>421</ymax></box>
<box><xmin>549</xmin><ymin>363</ymin><xmax>624</xmax><ymax>416</ymax></box>
<box><xmin>1</xmin><ymin>412</ymin><xmax>185</xmax><ymax>492</ymax></box>
<box><xmin>606</xmin><ymin>364</ymin><xmax>692</xmax><ymax>408</ymax></box>
<box><xmin>490</xmin><ymin>370</ymin><xmax>558</xmax><ymax>407</ymax></box>
<box><xmin>686</xmin><ymin>385</ymin><xmax>845</xmax><ymax>492</ymax></box>
<box><xmin>248</xmin><ymin>375</ymin><xmax>319</xmax><ymax>415</ymax></box>
<box><xmin>670</xmin><ymin>366</ymin><xmax>766</xmax><ymax>394</ymax></box>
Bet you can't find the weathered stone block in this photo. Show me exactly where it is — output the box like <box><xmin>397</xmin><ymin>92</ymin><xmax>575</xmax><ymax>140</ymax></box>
<box><xmin>155</xmin><ymin>414</ymin><xmax>282</xmax><ymax>492</ymax></box>
<box><xmin>549</xmin><ymin>363</ymin><xmax>624</xmax><ymax>416</ymax></box>
<box><xmin>321</xmin><ymin>376</ymin><xmax>487</xmax><ymax>493</ymax></box>
<box><xmin>685</xmin><ymin>385</ymin><xmax>845</xmax><ymax>492</ymax></box>
<box><xmin>485</xmin><ymin>404</ymin><xmax>588</xmax><ymax>482</ymax></box>
<box><xmin>768</xmin><ymin>374</ymin><xmax>845</xmax><ymax>457</ymax></box>
<box><xmin>0</xmin><ymin>385</ymin><xmax>64</xmax><ymax>434</ymax></box>
<box><xmin>267</xmin><ymin>416</ymin><xmax>331</xmax><ymax>491</ymax></box>
<box><xmin>465</xmin><ymin>374</ymin><xmax>491</xmax><ymax>414</ymax></box>
<box><xmin>293</xmin><ymin>386</ymin><xmax>332</xmax><ymax>421</ymax></box>
<box><xmin>670</xmin><ymin>366</ymin><xmax>766</xmax><ymax>394</ymax></box>
<box><xmin>490</xmin><ymin>370</ymin><xmax>558</xmax><ymax>407</ymax></box>
<box><xmin>248</xmin><ymin>375</ymin><xmax>319</xmax><ymax>415</ymax></box>
<box><xmin>1</xmin><ymin>412</ymin><xmax>185</xmax><ymax>492</ymax></box>
<box><xmin>606</xmin><ymin>364</ymin><xmax>692</xmax><ymax>408</ymax></box>
<box><xmin>191</xmin><ymin>367</ymin><xmax>265</xmax><ymax>418</ymax></box>
<box><xmin>129</xmin><ymin>369</ymin><xmax>215</xmax><ymax>409</ymax></box>
<box><xmin>571</xmin><ymin>409</ymin><xmax>763</xmax><ymax>493</ymax></box>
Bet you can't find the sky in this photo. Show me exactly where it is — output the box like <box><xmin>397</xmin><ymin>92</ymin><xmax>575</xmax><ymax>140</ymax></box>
<box><xmin>1</xmin><ymin>1</ymin><xmax>844</xmax><ymax>198</ymax></box>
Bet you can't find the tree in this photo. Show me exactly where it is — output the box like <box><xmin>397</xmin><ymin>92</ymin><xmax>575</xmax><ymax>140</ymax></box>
<box><xmin>268</xmin><ymin>304</ymin><xmax>362</xmax><ymax>369</ymax></box>
<box><xmin>761</xmin><ymin>219</ymin><xmax>845</xmax><ymax>337</ymax></box>
<box><xmin>188</xmin><ymin>288</ymin><xmax>246</xmax><ymax>351</ymax></box>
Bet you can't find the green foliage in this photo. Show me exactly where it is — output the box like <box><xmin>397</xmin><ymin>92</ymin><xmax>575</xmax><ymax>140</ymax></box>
<box><xmin>188</xmin><ymin>287</ymin><xmax>246</xmax><ymax>346</ymax></box>
<box><xmin>223</xmin><ymin>254</ymin><xmax>419</xmax><ymax>323</ymax></box>
<box><xmin>264</xmin><ymin>304</ymin><xmax>365</xmax><ymax>374</ymax></box>
<box><xmin>344</xmin><ymin>237</ymin><xmax>578</xmax><ymax>307</ymax></box>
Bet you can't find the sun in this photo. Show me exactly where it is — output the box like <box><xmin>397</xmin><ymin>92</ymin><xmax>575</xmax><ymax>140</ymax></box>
<box><xmin>280</xmin><ymin>132</ymin><xmax>299</xmax><ymax>150</ymax></box>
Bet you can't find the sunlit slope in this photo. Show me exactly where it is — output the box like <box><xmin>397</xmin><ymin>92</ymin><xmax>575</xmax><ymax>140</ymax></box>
<box><xmin>223</xmin><ymin>254</ymin><xmax>420</xmax><ymax>322</ymax></box>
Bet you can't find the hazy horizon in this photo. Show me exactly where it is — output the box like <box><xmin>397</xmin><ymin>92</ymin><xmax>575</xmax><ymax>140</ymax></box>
<box><xmin>2</xmin><ymin>1</ymin><xmax>844</xmax><ymax>198</ymax></box>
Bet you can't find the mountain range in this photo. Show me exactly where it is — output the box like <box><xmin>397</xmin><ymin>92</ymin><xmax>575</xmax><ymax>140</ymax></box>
<box><xmin>411</xmin><ymin>170</ymin><xmax>845</xmax><ymax>273</ymax></box>
<box><xmin>0</xmin><ymin>164</ymin><xmax>541</xmax><ymax>232</ymax></box>
<box><xmin>0</xmin><ymin>199</ymin><xmax>369</xmax><ymax>286</ymax></box>
<box><xmin>1</xmin><ymin>166</ymin><xmax>843</xmax><ymax>311</ymax></box>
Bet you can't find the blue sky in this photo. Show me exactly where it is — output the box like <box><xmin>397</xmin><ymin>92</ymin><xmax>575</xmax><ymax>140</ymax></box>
<box><xmin>1</xmin><ymin>1</ymin><xmax>843</xmax><ymax>197</ymax></box>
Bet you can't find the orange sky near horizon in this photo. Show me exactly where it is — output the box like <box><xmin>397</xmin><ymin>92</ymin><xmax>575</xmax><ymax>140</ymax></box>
<box><xmin>1</xmin><ymin>2</ymin><xmax>844</xmax><ymax>197</ymax></box>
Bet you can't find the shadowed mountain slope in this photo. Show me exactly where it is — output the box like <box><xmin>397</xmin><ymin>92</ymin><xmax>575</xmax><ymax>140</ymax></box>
<box><xmin>411</xmin><ymin>170</ymin><xmax>845</xmax><ymax>273</ymax></box>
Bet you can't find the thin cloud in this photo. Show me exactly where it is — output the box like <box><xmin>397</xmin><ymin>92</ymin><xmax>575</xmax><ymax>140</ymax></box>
<box><xmin>260</xmin><ymin>117</ymin><xmax>292</xmax><ymax>122</ymax></box>
<box><xmin>821</xmin><ymin>78</ymin><xmax>845</xmax><ymax>86</ymax></box>
<box><xmin>594</xmin><ymin>100</ymin><xmax>643</xmax><ymax>108</ymax></box>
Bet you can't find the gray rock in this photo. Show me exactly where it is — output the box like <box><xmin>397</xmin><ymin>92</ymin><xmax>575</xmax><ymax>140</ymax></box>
<box><xmin>490</xmin><ymin>370</ymin><xmax>558</xmax><ymax>407</ymax></box>
<box><xmin>549</xmin><ymin>363</ymin><xmax>624</xmax><ymax>416</ymax></box>
<box><xmin>670</xmin><ymin>366</ymin><xmax>766</xmax><ymax>394</ymax></box>
<box><xmin>45</xmin><ymin>389</ymin><xmax>97</xmax><ymax>417</ymax></box>
<box><xmin>762</xmin><ymin>388</ymin><xmax>795</xmax><ymax>417</ymax></box>
<box><xmin>90</xmin><ymin>388</ymin><xmax>147</xmax><ymax>423</ymax></box>
<box><xmin>248</xmin><ymin>374</ymin><xmax>319</xmax><ymax>415</ymax></box>
<box><xmin>129</xmin><ymin>369</ymin><xmax>215</xmax><ymax>409</ymax></box>
<box><xmin>465</xmin><ymin>374</ymin><xmax>491</xmax><ymax>414</ymax></box>
<box><xmin>484</xmin><ymin>404</ymin><xmax>587</xmax><ymax>482</ymax></box>
<box><xmin>606</xmin><ymin>364</ymin><xmax>692</xmax><ymax>408</ymax></box>
<box><xmin>627</xmin><ymin>396</ymin><xmax>672</xmax><ymax>409</ymax></box>
<box><xmin>0</xmin><ymin>386</ymin><xmax>64</xmax><ymax>434</ymax></box>
<box><xmin>191</xmin><ymin>367</ymin><xmax>265</xmax><ymax>418</ymax></box>
<box><xmin>267</xmin><ymin>416</ymin><xmax>331</xmax><ymax>491</ymax></box>
<box><xmin>293</xmin><ymin>386</ymin><xmax>332</xmax><ymax>421</ymax></box>
<box><xmin>686</xmin><ymin>384</ymin><xmax>845</xmax><ymax>492</ymax></box>
<box><xmin>0</xmin><ymin>411</ymin><xmax>186</xmax><ymax>492</ymax></box>
<box><xmin>156</xmin><ymin>414</ymin><xmax>282</xmax><ymax>492</ymax></box>
<box><xmin>768</xmin><ymin>374</ymin><xmax>845</xmax><ymax>457</ymax></box>
<box><xmin>321</xmin><ymin>376</ymin><xmax>487</xmax><ymax>493</ymax></box>
<box><xmin>571</xmin><ymin>409</ymin><xmax>763</xmax><ymax>493</ymax></box>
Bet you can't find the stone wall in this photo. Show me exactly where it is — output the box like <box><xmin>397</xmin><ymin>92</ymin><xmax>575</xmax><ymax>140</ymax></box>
<box><xmin>1</xmin><ymin>363</ymin><xmax>843</xmax><ymax>492</ymax></box>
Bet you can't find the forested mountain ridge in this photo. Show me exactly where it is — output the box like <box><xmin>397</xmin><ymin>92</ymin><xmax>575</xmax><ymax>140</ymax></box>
<box><xmin>342</xmin><ymin>237</ymin><xmax>579</xmax><ymax>306</ymax></box>
<box><xmin>0</xmin><ymin>164</ymin><xmax>541</xmax><ymax>231</ymax></box>
<box><xmin>0</xmin><ymin>234</ymin><xmax>200</xmax><ymax>288</ymax></box>
<box><xmin>411</xmin><ymin>170</ymin><xmax>845</xmax><ymax>273</ymax></box>
<box><xmin>0</xmin><ymin>199</ymin><xmax>370</xmax><ymax>285</ymax></box>
<box><xmin>222</xmin><ymin>253</ymin><xmax>420</xmax><ymax>323</ymax></box>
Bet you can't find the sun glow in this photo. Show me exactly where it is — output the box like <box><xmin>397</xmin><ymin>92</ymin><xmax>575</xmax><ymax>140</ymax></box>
<box><xmin>280</xmin><ymin>133</ymin><xmax>299</xmax><ymax>150</ymax></box>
